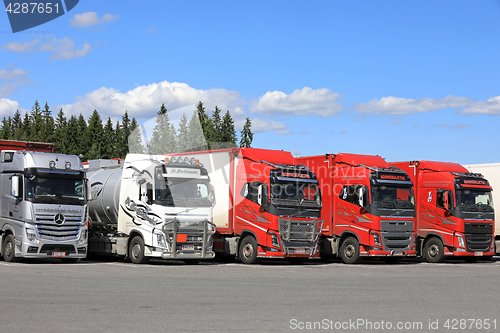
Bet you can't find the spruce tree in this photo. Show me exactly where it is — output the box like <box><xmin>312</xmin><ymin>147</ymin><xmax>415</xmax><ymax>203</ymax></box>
<box><xmin>176</xmin><ymin>112</ymin><xmax>190</xmax><ymax>153</ymax></box>
<box><xmin>117</xmin><ymin>111</ymin><xmax>131</xmax><ymax>158</ymax></box>
<box><xmin>128</xmin><ymin>117</ymin><xmax>145</xmax><ymax>154</ymax></box>
<box><xmin>54</xmin><ymin>109</ymin><xmax>68</xmax><ymax>153</ymax></box>
<box><xmin>239</xmin><ymin>117</ymin><xmax>254</xmax><ymax>148</ymax></box>
<box><xmin>20</xmin><ymin>112</ymin><xmax>31</xmax><ymax>141</ymax></box>
<box><xmin>86</xmin><ymin>110</ymin><xmax>104</xmax><ymax>160</ymax></box>
<box><xmin>196</xmin><ymin>101</ymin><xmax>214</xmax><ymax>149</ymax></box>
<box><xmin>66</xmin><ymin>115</ymin><xmax>80</xmax><ymax>155</ymax></box>
<box><xmin>76</xmin><ymin>114</ymin><xmax>88</xmax><ymax>157</ymax></box>
<box><xmin>0</xmin><ymin>117</ymin><xmax>12</xmax><ymax>139</ymax></box>
<box><xmin>12</xmin><ymin>110</ymin><xmax>21</xmax><ymax>140</ymax></box>
<box><xmin>40</xmin><ymin>102</ymin><xmax>55</xmax><ymax>143</ymax></box>
<box><xmin>188</xmin><ymin>110</ymin><xmax>208</xmax><ymax>152</ymax></box>
<box><xmin>102</xmin><ymin>117</ymin><xmax>116</xmax><ymax>158</ymax></box>
<box><xmin>149</xmin><ymin>103</ymin><xmax>176</xmax><ymax>154</ymax></box>
<box><xmin>30</xmin><ymin>100</ymin><xmax>43</xmax><ymax>141</ymax></box>
<box><xmin>220</xmin><ymin>110</ymin><xmax>237</xmax><ymax>146</ymax></box>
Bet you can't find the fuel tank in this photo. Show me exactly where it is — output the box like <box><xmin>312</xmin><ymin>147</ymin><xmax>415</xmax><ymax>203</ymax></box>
<box><xmin>87</xmin><ymin>166</ymin><xmax>123</xmax><ymax>227</ymax></box>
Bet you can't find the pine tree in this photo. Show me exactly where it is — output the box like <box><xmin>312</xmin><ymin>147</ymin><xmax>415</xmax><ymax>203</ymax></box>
<box><xmin>66</xmin><ymin>115</ymin><xmax>80</xmax><ymax>155</ymax></box>
<box><xmin>188</xmin><ymin>110</ymin><xmax>208</xmax><ymax>152</ymax></box>
<box><xmin>86</xmin><ymin>110</ymin><xmax>104</xmax><ymax>160</ymax></box>
<box><xmin>40</xmin><ymin>102</ymin><xmax>55</xmax><ymax>143</ymax></box>
<box><xmin>11</xmin><ymin>110</ymin><xmax>21</xmax><ymax>140</ymax></box>
<box><xmin>0</xmin><ymin>117</ymin><xmax>12</xmax><ymax>139</ymax></box>
<box><xmin>76</xmin><ymin>114</ymin><xmax>88</xmax><ymax>157</ymax></box>
<box><xmin>220</xmin><ymin>110</ymin><xmax>237</xmax><ymax>146</ymax></box>
<box><xmin>54</xmin><ymin>109</ymin><xmax>68</xmax><ymax>153</ymax></box>
<box><xmin>128</xmin><ymin>117</ymin><xmax>145</xmax><ymax>154</ymax></box>
<box><xmin>148</xmin><ymin>103</ymin><xmax>176</xmax><ymax>154</ymax></box>
<box><xmin>239</xmin><ymin>117</ymin><xmax>254</xmax><ymax>148</ymax></box>
<box><xmin>196</xmin><ymin>101</ymin><xmax>214</xmax><ymax>149</ymax></box>
<box><xmin>102</xmin><ymin>117</ymin><xmax>116</xmax><ymax>158</ymax></box>
<box><xmin>30</xmin><ymin>100</ymin><xmax>43</xmax><ymax>142</ymax></box>
<box><xmin>176</xmin><ymin>112</ymin><xmax>190</xmax><ymax>153</ymax></box>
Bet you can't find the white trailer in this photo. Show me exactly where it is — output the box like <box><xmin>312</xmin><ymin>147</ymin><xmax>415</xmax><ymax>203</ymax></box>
<box><xmin>0</xmin><ymin>150</ymin><xmax>90</xmax><ymax>262</ymax></box>
<box><xmin>464</xmin><ymin>163</ymin><xmax>500</xmax><ymax>254</ymax></box>
<box><xmin>87</xmin><ymin>154</ymin><xmax>216</xmax><ymax>264</ymax></box>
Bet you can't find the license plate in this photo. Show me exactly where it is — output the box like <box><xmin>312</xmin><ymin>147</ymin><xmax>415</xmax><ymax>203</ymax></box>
<box><xmin>393</xmin><ymin>251</ymin><xmax>403</xmax><ymax>256</ymax></box>
<box><xmin>52</xmin><ymin>251</ymin><xmax>66</xmax><ymax>257</ymax></box>
<box><xmin>182</xmin><ymin>245</ymin><xmax>195</xmax><ymax>251</ymax></box>
<box><xmin>474</xmin><ymin>251</ymin><xmax>483</xmax><ymax>256</ymax></box>
<box><xmin>294</xmin><ymin>248</ymin><xmax>306</xmax><ymax>254</ymax></box>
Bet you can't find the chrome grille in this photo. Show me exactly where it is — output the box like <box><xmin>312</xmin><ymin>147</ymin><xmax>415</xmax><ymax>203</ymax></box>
<box><xmin>35</xmin><ymin>212</ymin><xmax>82</xmax><ymax>240</ymax></box>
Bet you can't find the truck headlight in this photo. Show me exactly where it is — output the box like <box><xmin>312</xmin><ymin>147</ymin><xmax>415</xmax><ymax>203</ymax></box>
<box><xmin>78</xmin><ymin>229</ymin><xmax>87</xmax><ymax>244</ymax></box>
<box><xmin>371</xmin><ymin>232</ymin><xmax>382</xmax><ymax>247</ymax></box>
<box><xmin>26</xmin><ymin>229</ymin><xmax>39</xmax><ymax>244</ymax></box>
<box><xmin>267</xmin><ymin>231</ymin><xmax>279</xmax><ymax>248</ymax></box>
<box><xmin>456</xmin><ymin>234</ymin><xmax>465</xmax><ymax>248</ymax></box>
<box><xmin>157</xmin><ymin>233</ymin><xmax>167</xmax><ymax>247</ymax></box>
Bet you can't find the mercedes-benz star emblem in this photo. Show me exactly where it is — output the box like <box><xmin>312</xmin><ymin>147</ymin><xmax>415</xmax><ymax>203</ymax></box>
<box><xmin>54</xmin><ymin>213</ymin><xmax>65</xmax><ymax>225</ymax></box>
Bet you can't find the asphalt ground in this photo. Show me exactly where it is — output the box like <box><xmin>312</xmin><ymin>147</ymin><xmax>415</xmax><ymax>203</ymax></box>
<box><xmin>0</xmin><ymin>256</ymin><xmax>498</xmax><ymax>333</ymax></box>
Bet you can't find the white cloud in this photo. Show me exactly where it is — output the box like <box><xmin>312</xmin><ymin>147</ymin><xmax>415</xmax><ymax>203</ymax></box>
<box><xmin>2</xmin><ymin>36</ymin><xmax>92</xmax><ymax>61</ymax></box>
<box><xmin>249</xmin><ymin>87</ymin><xmax>344</xmax><ymax>117</ymax></box>
<box><xmin>250</xmin><ymin>118</ymin><xmax>288</xmax><ymax>134</ymax></box>
<box><xmin>355</xmin><ymin>95</ymin><xmax>472</xmax><ymax>115</ymax></box>
<box><xmin>57</xmin><ymin>81</ymin><xmax>247</xmax><ymax>122</ymax></box>
<box><xmin>2</xmin><ymin>39</ymin><xmax>40</xmax><ymax>52</ymax></box>
<box><xmin>70</xmin><ymin>12</ymin><xmax>120</xmax><ymax>27</ymax></box>
<box><xmin>0</xmin><ymin>98</ymin><xmax>22</xmax><ymax>117</ymax></box>
<box><xmin>461</xmin><ymin>96</ymin><xmax>500</xmax><ymax>115</ymax></box>
<box><xmin>0</xmin><ymin>65</ymin><xmax>34</xmax><ymax>98</ymax></box>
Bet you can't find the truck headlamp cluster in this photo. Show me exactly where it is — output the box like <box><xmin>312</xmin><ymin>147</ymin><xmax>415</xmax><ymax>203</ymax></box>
<box><xmin>456</xmin><ymin>234</ymin><xmax>465</xmax><ymax>248</ymax></box>
<box><xmin>49</xmin><ymin>160</ymin><xmax>56</xmax><ymax>169</ymax></box>
<box><xmin>26</xmin><ymin>229</ymin><xmax>40</xmax><ymax>244</ymax></box>
<box><xmin>164</xmin><ymin>156</ymin><xmax>202</xmax><ymax>167</ymax></box>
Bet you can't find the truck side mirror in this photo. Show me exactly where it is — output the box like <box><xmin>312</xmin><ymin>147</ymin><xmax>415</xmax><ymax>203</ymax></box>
<box><xmin>357</xmin><ymin>187</ymin><xmax>365</xmax><ymax>208</ymax></box>
<box><xmin>258</xmin><ymin>183</ymin><xmax>268</xmax><ymax>210</ymax></box>
<box><xmin>11</xmin><ymin>175</ymin><xmax>20</xmax><ymax>198</ymax></box>
<box><xmin>86</xmin><ymin>180</ymin><xmax>93</xmax><ymax>201</ymax></box>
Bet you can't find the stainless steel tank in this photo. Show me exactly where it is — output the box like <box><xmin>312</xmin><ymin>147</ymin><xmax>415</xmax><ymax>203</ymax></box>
<box><xmin>87</xmin><ymin>166</ymin><xmax>123</xmax><ymax>228</ymax></box>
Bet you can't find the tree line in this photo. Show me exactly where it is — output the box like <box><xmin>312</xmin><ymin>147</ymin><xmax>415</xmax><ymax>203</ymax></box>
<box><xmin>0</xmin><ymin>100</ymin><xmax>253</xmax><ymax>161</ymax></box>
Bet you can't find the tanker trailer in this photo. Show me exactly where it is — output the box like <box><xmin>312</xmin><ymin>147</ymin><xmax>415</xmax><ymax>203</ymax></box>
<box><xmin>87</xmin><ymin>154</ymin><xmax>216</xmax><ymax>264</ymax></box>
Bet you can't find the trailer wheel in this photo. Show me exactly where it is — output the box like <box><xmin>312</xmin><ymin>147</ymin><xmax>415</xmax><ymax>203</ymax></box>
<box><xmin>423</xmin><ymin>237</ymin><xmax>445</xmax><ymax>263</ymax></box>
<box><xmin>129</xmin><ymin>236</ymin><xmax>149</xmax><ymax>264</ymax></box>
<box><xmin>340</xmin><ymin>237</ymin><xmax>362</xmax><ymax>264</ymax></box>
<box><xmin>239</xmin><ymin>235</ymin><xmax>259</xmax><ymax>264</ymax></box>
<box><xmin>2</xmin><ymin>234</ymin><xmax>17</xmax><ymax>262</ymax></box>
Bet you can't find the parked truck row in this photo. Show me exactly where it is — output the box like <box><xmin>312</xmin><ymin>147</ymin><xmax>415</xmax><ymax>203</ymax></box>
<box><xmin>0</xmin><ymin>139</ymin><xmax>497</xmax><ymax>264</ymax></box>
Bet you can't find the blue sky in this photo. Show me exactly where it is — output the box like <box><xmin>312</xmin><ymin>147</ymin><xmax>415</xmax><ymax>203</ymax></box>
<box><xmin>1</xmin><ymin>1</ymin><xmax>500</xmax><ymax>164</ymax></box>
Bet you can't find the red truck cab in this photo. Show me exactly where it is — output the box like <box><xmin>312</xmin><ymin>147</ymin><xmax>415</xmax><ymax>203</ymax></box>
<box><xmin>298</xmin><ymin>153</ymin><xmax>417</xmax><ymax>264</ymax></box>
<box><xmin>392</xmin><ymin>161</ymin><xmax>495</xmax><ymax>262</ymax></box>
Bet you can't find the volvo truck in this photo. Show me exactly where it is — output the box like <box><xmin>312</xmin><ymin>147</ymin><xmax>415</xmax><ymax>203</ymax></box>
<box><xmin>86</xmin><ymin>154</ymin><xmax>216</xmax><ymax>264</ymax></box>
<box><xmin>392</xmin><ymin>161</ymin><xmax>495</xmax><ymax>262</ymax></box>
<box><xmin>0</xmin><ymin>145</ymin><xmax>89</xmax><ymax>262</ymax></box>
<box><xmin>463</xmin><ymin>163</ymin><xmax>499</xmax><ymax>254</ymax></box>
<box><xmin>297</xmin><ymin>153</ymin><xmax>417</xmax><ymax>264</ymax></box>
<box><xmin>171</xmin><ymin>148</ymin><xmax>323</xmax><ymax>264</ymax></box>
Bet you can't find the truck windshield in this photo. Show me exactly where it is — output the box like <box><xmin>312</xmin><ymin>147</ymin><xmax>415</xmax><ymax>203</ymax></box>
<box><xmin>455</xmin><ymin>189</ymin><xmax>494</xmax><ymax>212</ymax></box>
<box><xmin>26</xmin><ymin>176</ymin><xmax>85</xmax><ymax>205</ymax></box>
<box><xmin>155</xmin><ymin>177</ymin><xmax>212</xmax><ymax>207</ymax></box>
<box><xmin>371</xmin><ymin>185</ymin><xmax>414</xmax><ymax>209</ymax></box>
<box><xmin>270</xmin><ymin>181</ymin><xmax>321</xmax><ymax>207</ymax></box>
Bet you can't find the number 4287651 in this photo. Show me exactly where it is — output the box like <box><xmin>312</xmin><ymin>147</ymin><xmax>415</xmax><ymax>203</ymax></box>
<box><xmin>6</xmin><ymin>2</ymin><xmax>59</xmax><ymax>14</ymax></box>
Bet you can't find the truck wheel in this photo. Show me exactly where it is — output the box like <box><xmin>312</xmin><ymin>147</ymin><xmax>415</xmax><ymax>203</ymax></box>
<box><xmin>340</xmin><ymin>237</ymin><xmax>363</xmax><ymax>264</ymax></box>
<box><xmin>2</xmin><ymin>235</ymin><xmax>17</xmax><ymax>262</ymax></box>
<box><xmin>129</xmin><ymin>236</ymin><xmax>149</xmax><ymax>264</ymax></box>
<box><xmin>239</xmin><ymin>235</ymin><xmax>259</xmax><ymax>264</ymax></box>
<box><xmin>423</xmin><ymin>237</ymin><xmax>445</xmax><ymax>263</ymax></box>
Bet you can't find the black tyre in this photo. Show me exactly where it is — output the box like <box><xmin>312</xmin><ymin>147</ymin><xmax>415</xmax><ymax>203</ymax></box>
<box><xmin>2</xmin><ymin>234</ymin><xmax>17</xmax><ymax>262</ymax></box>
<box><xmin>61</xmin><ymin>258</ymin><xmax>80</xmax><ymax>263</ymax></box>
<box><xmin>340</xmin><ymin>237</ymin><xmax>363</xmax><ymax>264</ymax></box>
<box><xmin>238</xmin><ymin>235</ymin><xmax>259</xmax><ymax>264</ymax></box>
<box><xmin>287</xmin><ymin>257</ymin><xmax>309</xmax><ymax>265</ymax></box>
<box><xmin>423</xmin><ymin>237</ymin><xmax>445</xmax><ymax>263</ymax></box>
<box><xmin>129</xmin><ymin>236</ymin><xmax>149</xmax><ymax>264</ymax></box>
<box><xmin>383</xmin><ymin>256</ymin><xmax>403</xmax><ymax>264</ymax></box>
